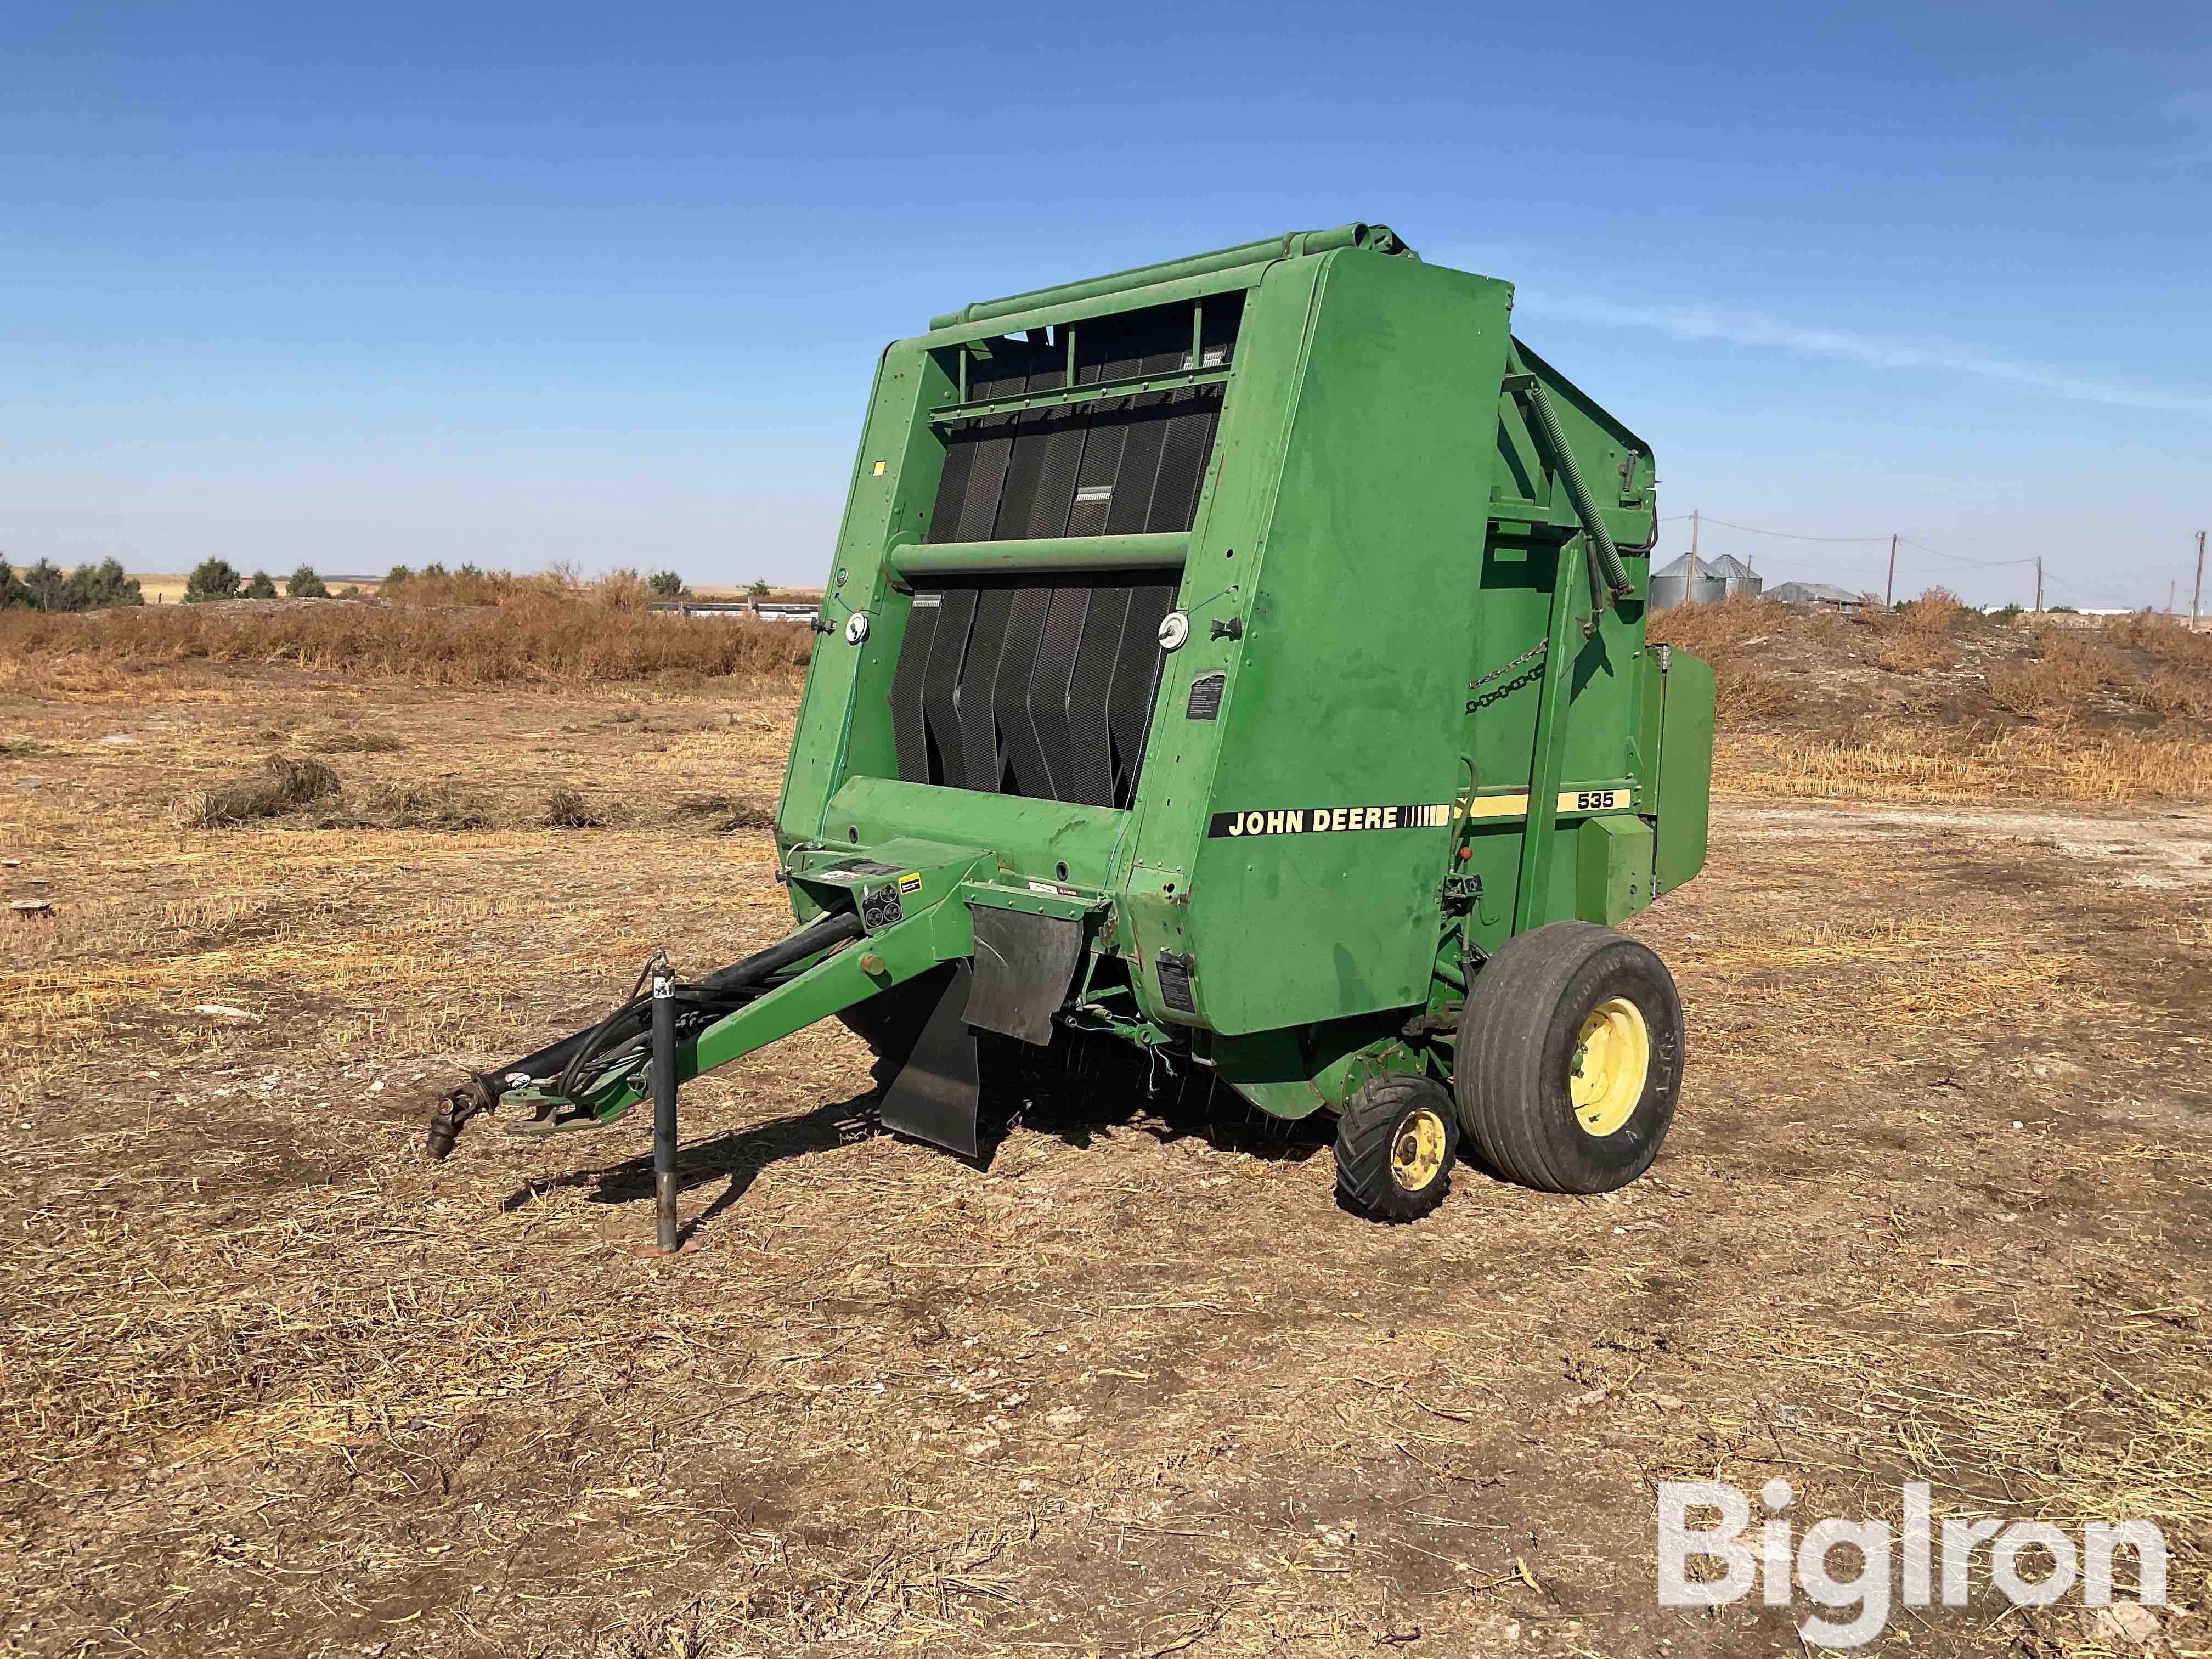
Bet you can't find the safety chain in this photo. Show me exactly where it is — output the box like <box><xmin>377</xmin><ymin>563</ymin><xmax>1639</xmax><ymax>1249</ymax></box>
<box><xmin>1469</xmin><ymin>636</ymin><xmax>1549</xmax><ymax>690</ymax></box>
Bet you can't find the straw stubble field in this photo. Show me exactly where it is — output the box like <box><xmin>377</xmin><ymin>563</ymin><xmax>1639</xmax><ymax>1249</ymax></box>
<box><xmin>3</xmin><ymin>618</ymin><xmax>2209</xmax><ymax>1658</ymax></box>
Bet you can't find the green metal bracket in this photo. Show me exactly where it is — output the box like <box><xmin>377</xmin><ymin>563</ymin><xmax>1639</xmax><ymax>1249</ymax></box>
<box><xmin>960</xmin><ymin>879</ymin><xmax>1104</xmax><ymax>922</ymax></box>
<box><xmin>1514</xmin><ymin>540</ymin><xmax>1589</xmax><ymax>933</ymax></box>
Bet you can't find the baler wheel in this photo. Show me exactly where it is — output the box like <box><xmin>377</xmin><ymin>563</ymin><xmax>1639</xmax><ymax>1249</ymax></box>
<box><xmin>1453</xmin><ymin>921</ymin><xmax>1681</xmax><ymax>1194</ymax></box>
<box><xmin>1334</xmin><ymin>1074</ymin><xmax>1460</xmax><ymax>1222</ymax></box>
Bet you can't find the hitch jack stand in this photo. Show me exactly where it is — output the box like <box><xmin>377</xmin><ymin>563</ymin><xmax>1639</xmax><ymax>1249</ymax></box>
<box><xmin>649</xmin><ymin>955</ymin><xmax>680</xmax><ymax>1253</ymax></box>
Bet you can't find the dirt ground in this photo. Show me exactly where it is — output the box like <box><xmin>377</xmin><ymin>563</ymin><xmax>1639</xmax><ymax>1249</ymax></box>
<box><xmin>3</xmin><ymin>671</ymin><xmax>2208</xmax><ymax>1658</ymax></box>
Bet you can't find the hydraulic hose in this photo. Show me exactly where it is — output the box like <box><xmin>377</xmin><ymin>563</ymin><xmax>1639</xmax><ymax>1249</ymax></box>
<box><xmin>553</xmin><ymin>909</ymin><xmax>866</xmax><ymax>1104</ymax></box>
<box><xmin>694</xmin><ymin>907</ymin><xmax>863</xmax><ymax>994</ymax></box>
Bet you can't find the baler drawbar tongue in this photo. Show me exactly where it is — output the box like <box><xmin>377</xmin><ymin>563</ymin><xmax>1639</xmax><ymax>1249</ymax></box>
<box><xmin>424</xmin><ymin>851</ymin><xmax>994</xmax><ymax>1249</ymax></box>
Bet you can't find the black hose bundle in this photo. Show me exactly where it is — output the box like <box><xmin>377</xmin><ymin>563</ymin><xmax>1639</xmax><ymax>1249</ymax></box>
<box><xmin>552</xmin><ymin>908</ymin><xmax>866</xmax><ymax>1102</ymax></box>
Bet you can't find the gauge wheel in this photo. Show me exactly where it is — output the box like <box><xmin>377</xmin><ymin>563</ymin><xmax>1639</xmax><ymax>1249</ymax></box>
<box><xmin>1454</xmin><ymin>921</ymin><xmax>1682</xmax><ymax>1193</ymax></box>
<box><xmin>1335</xmin><ymin>1073</ymin><xmax>1460</xmax><ymax>1222</ymax></box>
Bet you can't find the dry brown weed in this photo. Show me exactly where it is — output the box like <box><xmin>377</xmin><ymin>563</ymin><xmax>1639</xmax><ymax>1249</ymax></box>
<box><xmin>1721</xmin><ymin>723</ymin><xmax>2212</xmax><ymax>802</ymax></box>
<box><xmin>1876</xmin><ymin>634</ymin><xmax>1948</xmax><ymax>675</ymax></box>
<box><xmin>0</xmin><ymin>597</ymin><xmax>814</xmax><ymax>690</ymax></box>
<box><xmin>177</xmin><ymin>755</ymin><xmax>341</xmax><ymax>827</ymax></box>
<box><xmin>1646</xmin><ymin>597</ymin><xmax>1797</xmax><ymax>720</ymax></box>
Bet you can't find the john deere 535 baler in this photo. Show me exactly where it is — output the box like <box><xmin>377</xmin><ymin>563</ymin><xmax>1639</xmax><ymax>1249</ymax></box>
<box><xmin>427</xmin><ymin>223</ymin><xmax>1714</xmax><ymax>1240</ymax></box>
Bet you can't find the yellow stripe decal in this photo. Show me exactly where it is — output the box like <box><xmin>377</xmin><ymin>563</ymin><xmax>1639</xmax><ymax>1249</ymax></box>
<box><xmin>1459</xmin><ymin>788</ymin><xmax>1633</xmax><ymax>819</ymax></box>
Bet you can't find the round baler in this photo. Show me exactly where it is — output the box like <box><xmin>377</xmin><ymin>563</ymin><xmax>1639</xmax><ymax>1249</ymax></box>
<box><xmin>428</xmin><ymin>224</ymin><xmax>1714</xmax><ymax>1240</ymax></box>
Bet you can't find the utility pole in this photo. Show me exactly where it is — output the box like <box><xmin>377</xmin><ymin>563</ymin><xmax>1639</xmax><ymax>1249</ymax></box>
<box><xmin>1885</xmin><ymin>534</ymin><xmax>1897</xmax><ymax>609</ymax></box>
<box><xmin>2191</xmin><ymin>529</ymin><xmax>2205</xmax><ymax>632</ymax></box>
<box><xmin>1688</xmin><ymin>509</ymin><xmax>1701</xmax><ymax>582</ymax></box>
<box><xmin>2035</xmin><ymin>558</ymin><xmax>2043</xmax><ymax>615</ymax></box>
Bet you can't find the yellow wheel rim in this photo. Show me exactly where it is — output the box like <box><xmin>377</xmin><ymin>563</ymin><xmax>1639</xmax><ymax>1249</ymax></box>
<box><xmin>1570</xmin><ymin>996</ymin><xmax>1650</xmax><ymax>1138</ymax></box>
<box><xmin>1391</xmin><ymin>1107</ymin><xmax>1448</xmax><ymax>1191</ymax></box>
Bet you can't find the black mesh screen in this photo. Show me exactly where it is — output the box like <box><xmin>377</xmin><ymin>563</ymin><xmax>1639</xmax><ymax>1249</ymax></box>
<box><xmin>889</xmin><ymin>574</ymin><xmax>1176</xmax><ymax>810</ymax></box>
<box><xmin>928</xmin><ymin>293</ymin><xmax>1242</xmax><ymax>545</ymax></box>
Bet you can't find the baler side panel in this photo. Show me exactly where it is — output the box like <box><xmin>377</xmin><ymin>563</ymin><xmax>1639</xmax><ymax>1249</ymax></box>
<box><xmin>1520</xmin><ymin>349</ymin><xmax>1655</xmax><ymax>795</ymax></box>
<box><xmin>1181</xmin><ymin>253</ymin><xmax>1515</xmax><ymax>1036</ymax></box>
<box><xmin>1106</xmin><ymin>257</ymin><xmax>1324</xmax><ymax>1015</ymax></box>
<box><xmin>777</xmin><ymin>341</ymin><xmax>958</xmax><ymax>849</ymax></box>
<box><xmin>1458</xmin><ymin>344</ymin><xmax>1661</xmax><ymax>946</ymax></box>
<box><xmin>1652</xmin><ymin>647</ymin><xmax>1714</xmax><ymax>894</ymax></box>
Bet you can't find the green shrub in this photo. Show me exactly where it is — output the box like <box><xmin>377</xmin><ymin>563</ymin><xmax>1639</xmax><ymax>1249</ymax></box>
<box><xmin>286</xmin><ymin>565</ymin><xmax>330</xmax><ymax>599</ymax></box>
<box><xmin>184</xmin><ymin>558</ymin><xmax>242</xmax><ymax>603</ymax></box>
<box><xmin>648</xmin><ymin>570</ymin><xmax>688</xmax><ymax>597</ymax></box>
<box><xmin>18</xmin><ymin>559</ymin><xmax>67</xmax><ymax>610</ymax></box>
<box><xmin>3</xmin><ymin>558</ymin><xmax>143</xmax><ymax>611</ymax></box>
<box><xmin>70</xmin><ymin>558</ymin><xmax>140</xmax><ymax>608</ymax></box>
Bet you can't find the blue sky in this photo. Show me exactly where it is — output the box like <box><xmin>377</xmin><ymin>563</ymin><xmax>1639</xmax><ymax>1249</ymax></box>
<box><xmin>4</xmin><ymin>1</ymin><xmax>2207</xmax><ymax>606</ymax></box>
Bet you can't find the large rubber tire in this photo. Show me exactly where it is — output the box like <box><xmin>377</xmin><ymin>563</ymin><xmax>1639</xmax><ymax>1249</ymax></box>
<box><xmin>1454</xmin><ymin>921</ymin><xmax>1681</xmax><ymax>1194</ymax></box>
<box><xmin>1335</xmin><ymin>1073</ymin><xmax>1460</xmax><ymax>1223</ymax></box>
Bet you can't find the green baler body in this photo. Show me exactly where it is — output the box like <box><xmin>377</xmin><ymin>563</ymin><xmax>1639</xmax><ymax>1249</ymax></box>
<box><xmin>774</xmin><ymin>224</ymin><xmax>1712</xmax><ymax>1121</ymax></box>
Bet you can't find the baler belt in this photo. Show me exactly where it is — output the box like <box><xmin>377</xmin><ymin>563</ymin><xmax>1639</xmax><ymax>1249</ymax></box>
<box><xmin>919</xmin><ymin>585</ymin><xmax>978</xmax><ymax>789</ymax></box>
<box><xmin>890</xmin><ymin>296</ymin><xmax>1230</xmax><ymax>807</ymax></box>
<box><xmin>1065</xmin><ymin>582</ymin><xmax>1135</xmax><ymax>807</ymax></box>
<box><xmin>888</xmin><ymin>592</ymin><xmax>940</xmax><ymax>780</ymax></box>
<box><xmin>956</xmin><ymin>585</ymin><xmax>1017</xmax><ymax>788</ymax></box>
<box><xmin>889</xmin><ymin>572</ymin><xmax>1176</xmax><ymax>809</ymax></box>
<box><xmin>990</xmin><ymin>585</ymin><xmax>1057</xmax><ymax>794</ymax></box>
<box><xmin>1025</xmin><ymin>585</ymin><xmax>1093</xmax><ymax>801</ymax></box>
<box><xmin>928</xmin><ymin>295</ymin><xmax>1239</xmax><ymax>547</ymax></box>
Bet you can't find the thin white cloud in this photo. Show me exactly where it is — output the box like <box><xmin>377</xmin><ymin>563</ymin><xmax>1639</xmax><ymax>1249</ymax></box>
<box><xmin>1520</xmin><ymin>291</ymin><xmax>2212</xmax><ymax>419</ymax></box>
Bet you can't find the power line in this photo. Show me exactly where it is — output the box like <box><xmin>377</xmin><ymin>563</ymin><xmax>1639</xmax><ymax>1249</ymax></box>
<box><xmin>1641</xmin><ymin>510</ymin><xmax>2170</xmax><ymax>609</ymax></box>
<box><xmin>1719</xmin><ymin>552</ymin><xmax>2010</xmax><ymax>579</ymax></box>
<box><xmin>1695</xmin><ymin>516</ymin><xmax>1890</xmax><ymax>544</ymax></box>
<box><xmin>1683</xmin><ymin>517</ymin><xmax>2035</xmax><ymax>566</ymax></box>
<box><xmin>1893</xmin><ymin>537</ymin><xmax>2037</xmax><ymax>569</ymax></box>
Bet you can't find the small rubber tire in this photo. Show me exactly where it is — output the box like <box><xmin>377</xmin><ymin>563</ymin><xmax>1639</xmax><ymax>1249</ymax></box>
<box><xmin>1454</xmin><ymin>921</ymin><xmax>1682</xmax><ymax>1194</ymax></box>
<box><xmin>1335</xmin><ymin>1073</ymin><xmax>1460</xmax><ymax>1223</ymax></box>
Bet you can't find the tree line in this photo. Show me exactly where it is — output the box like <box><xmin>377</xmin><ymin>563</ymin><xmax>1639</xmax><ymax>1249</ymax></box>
<box><xmin>0</xmin><ymin>557</ymin><xmax>143</xmax><ymax>611</ymax></box>
<box><xmin>179</xmin><ymin>560</ymin><xmax>354</xmax><ymax>601</ymax></box>
<box><xmin>3</xmin><ymin>556</ymin><xmax>753</xmax><ymax>610</ymax></box>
